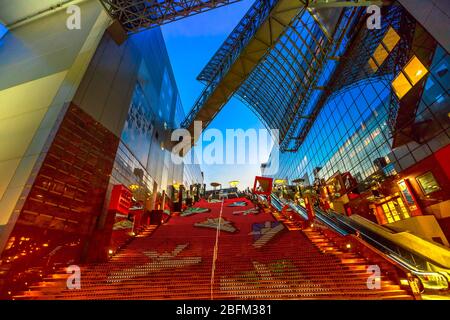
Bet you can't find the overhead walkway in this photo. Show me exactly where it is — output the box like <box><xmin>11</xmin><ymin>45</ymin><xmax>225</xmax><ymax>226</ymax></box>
<box><xmin>15</xmin><ymin>197</ymin><xmax>411</xmax><ymax>300</ymax></box>
<box><xmin>269</xmin><ymin>193</ymin><xmax>450</xmax><ymax>294</ymax></box>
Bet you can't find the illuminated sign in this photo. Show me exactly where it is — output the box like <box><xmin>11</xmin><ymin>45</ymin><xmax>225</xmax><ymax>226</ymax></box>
<box><xmin>397</xmin><ymin>179</ymin><xmax>422</xmax><ymax>216</ymax></box>
<box><xmin>109</xmin><ymin>185</ymin><xmax>132</xmax><ymax>214</ymax></box>
<box><xmin>416</xmin><ymin>172</ymin><xmax>441</xmax><ymax>195</ymax></box>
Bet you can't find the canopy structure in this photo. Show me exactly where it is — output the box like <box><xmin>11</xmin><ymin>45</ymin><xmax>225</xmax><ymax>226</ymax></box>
<box><xmin>99</xmin><ymin>0</ymin><xmax>242</xmax><ymax>33</ymax></box>
<box><xmin>181</xmin><ymin>0</ymin><xmax>384</xmax><ymax>151</ymax></box>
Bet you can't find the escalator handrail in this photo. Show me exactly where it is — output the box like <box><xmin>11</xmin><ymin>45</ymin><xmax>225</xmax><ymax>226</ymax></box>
<box><xmin>314</xmin><ymin>207</ymin><xmax>450</xmax><ymax>286</ymax></box>
<box><xmin>293</xmin><ymin>203</ymin><xmax>349</xmax><ymax>236</ymax></box>
<box><xmin>266</xmin><ymin>194</ymin><xmax>448</xmax><ymax>290</ymax></box>
<box><xmin>321</xmin><ymin>208</ymin><xmax>450</xmax><ymax>271</ymax></box>
<box><xmin>312</xmin><ymin>208</ymin><xmax>449</xmax><ymax>289</ymax></box>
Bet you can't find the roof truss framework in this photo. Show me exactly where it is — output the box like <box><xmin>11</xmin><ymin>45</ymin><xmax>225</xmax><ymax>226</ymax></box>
<box><xmin>181</xmin><ymin>0</ymin><xmax>307</xmax><ymax>138</ymax></box>
<box><xmin>179</xmin><ymin>0</ymin><xmax>384</xmax><ymax>150</ymax></box>
<box><xmin>235</xmin><ymin>10</ymin><xmax>332</xmax><ymax>149</ymax></box>
<box><xmin>98</xmin><ymin>0</ymin><xmax>384</xmax><ymax>34</ymax></box>
<box><xmin>98</xmin><ymin>1</ymin><xmax>388</xmax><ymax>151</ymax></box>
<box><xmin>99</xmin><ymin>0</ymin><xmax>242</xmax><ymax>33</ymax></box>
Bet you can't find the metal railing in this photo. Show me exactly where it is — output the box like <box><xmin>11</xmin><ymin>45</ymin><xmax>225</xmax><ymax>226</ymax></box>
<box><xmin>270</xmin><ymin>194</ymin><xmax>449</xmax><ymax>292</ymax></box>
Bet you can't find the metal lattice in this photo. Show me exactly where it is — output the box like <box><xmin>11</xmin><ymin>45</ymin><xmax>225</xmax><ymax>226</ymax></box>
<box><xmin>287</xmin><ymin>4</ymin><xmax>413</xmax><ymax>152</ymax></box>
<box><xmin>180</xmin><ymin>0</ymin><xmax>385</xmax><ymax>149</ymax></box>
<box><xmin>235</xmin><ymin>9</ymin><xmax>332</xmax><ymax>150</ymax></box>
<box><xmin>99</xmin><ymin>0</ymin><xmax>242</xmax><ymax>33</ymax></box>
<box><xmin>180</xmin><ymin>0</ymin><xmax>295</xmax><ymax>135</ymax></box>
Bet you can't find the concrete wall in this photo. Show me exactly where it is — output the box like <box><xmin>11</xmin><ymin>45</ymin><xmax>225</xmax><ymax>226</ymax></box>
<box><xmin>0</xmin><ymin>0</ymin><xmax>111</xmax><ymax>243</ymax></box>
<box><xmin>72</xmin><ymin>31</ymin><xmax>138</xmax><ymax>137</ymax></box>
<box><xmin>398</xmin><ymin>0</ymin><xmax>450</xmax><ymax>53</ymax></box>
<box><xmin>387</xmin><ymin>215</ymin><xmax>449</xmax><ymax>247</ymax></box>
<box><xmin>73</xmin><ymin>25</ymin><xmax>185</xmax><ymax>195</ymax></box>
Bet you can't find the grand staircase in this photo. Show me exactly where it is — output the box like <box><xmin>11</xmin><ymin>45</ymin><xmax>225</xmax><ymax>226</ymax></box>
<box><xmin>14</xmin><ymin>198</ymin><xmax>414</xmax><ymax>300</ymax></box>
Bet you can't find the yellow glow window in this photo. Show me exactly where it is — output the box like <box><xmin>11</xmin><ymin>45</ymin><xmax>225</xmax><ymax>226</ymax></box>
<box><xmin>372</xmin><ymin>45</ymin><xmax>389</xmax><ymax>68</ymax></box>
<box><xmin>392</xmin><ymin>56</ymin><xmax>428</xmax><ymax>99</ymax></box>
<box><xmin>403</xmin><ymin>56</ymin><xmax>428</xmax><ymax>85</ymax></box>
<box><xmin>367</xmin><ymin>27</ymin><xmax>400</xmax><ymax>72</ymax></box>
<box><xmin>368</xmin><ymin>57</ymin><xmax>378</xmax><ymax>73</ymax></box>
<box><xmin>392</xmin><ymin>72</ymin><xmax>413</xmax><ymax>99</ymax></box>
<box><xmin>382</xmin><ymin>27</ymin><xmax>400</xmax><ymax>51</ymax></box>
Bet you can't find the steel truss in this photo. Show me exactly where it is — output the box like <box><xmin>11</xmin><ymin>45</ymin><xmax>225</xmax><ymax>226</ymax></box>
<box><xmin>236</xmin><ymin>9</ymin><xmax>332</xmax><ymax>150</ymax></box>
<box><xmin>287</xmin><ymin>4</ymin><xmax>409</xmax><ymax>151</ymax></box>
<box><xmin>180</xmin><ymin>0</ymin><xmax>386</xmax><ymax>150</ymax></box>
<box><xmin>180</xmin><ymin>0</ymin><xmax>299</xmax><ymax>137</ymax></box>
<box><xmin>99</xmin><ymin>0</ymin><xmax>242</xmax><ymax>32</ymax></box>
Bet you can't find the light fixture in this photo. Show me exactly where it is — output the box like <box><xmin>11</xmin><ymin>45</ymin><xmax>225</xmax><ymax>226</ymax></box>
<box><xmin>229</xmin><ymin>180</ymin><xmax>239</xmax><ymax>188</ymax></box>
<box><xmin>392</xmin><ymin>55</ymin><xmax>428</xmax><ymax>99</ymax></box>
<box><xmin>129</xmin><ymin>184</ymin><xmax>139</xmax><ymax>191</ymax></box>
<box><xmin>400</xmin><ymin>279</ymin><xmax>409</xmax><ymax>286</ymax></box>
<box><xmin>274</xmin><ymin>179</ymin><xmax>287</xmax><ymax>185</ymax></box>
<box><xmin>346</xmin><ymin>243</ymin><xmax>351</xmax><ymax>249</ymax></box>
<box><xmin>403</xmin><ymin>56</ymin><xmax>428</xmax><ymax>85</ymax></box>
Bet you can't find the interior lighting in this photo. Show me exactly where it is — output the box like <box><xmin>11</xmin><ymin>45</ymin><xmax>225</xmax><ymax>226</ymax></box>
<box><xmin>129</xmin><ymin>184</ymin><xmax>139</xmax><ymax>191</ymax></box>
<box><xmin>392</xmin><ymin>72</ymin><xmax>412</xmax><ymax>99</ymax></box>
<box><xmin>368</xmin><ymin>27</ymin><xmax>400</xmax><ymax>72</ymax></box>
<box><xmin>392</xmin><ymin>56</ymin><xmax>428</xmax><ymax>99</ymax></box>
<box><xmin>404</xmin><ymin>56</ymin><xmax>428</xmax><ymax>85</ymax></box>
<box><xmin>400</xmin><ymin>279</ymin><xmax>409</xmax><ymax>286</ymax></box>
<box><xmin>274</xmin><ymin>179</ymin><xmax>287</xmax><ymax>185</ymax></box>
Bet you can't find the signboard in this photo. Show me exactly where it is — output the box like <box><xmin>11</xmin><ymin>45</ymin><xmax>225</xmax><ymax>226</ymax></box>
<box><xmin>109</xmin><ymin>184</ymin><xmax>132</xmax><ymax>214</ymax></box>
<box><xmin>253</xmin><ymin>176</ymin><xmax>273</xmax><ymax>196</ymax></box>
<box><xmin>397</xmin><ymin>179</ymin><xmax>422</xmax><ymax>216</ymax></box>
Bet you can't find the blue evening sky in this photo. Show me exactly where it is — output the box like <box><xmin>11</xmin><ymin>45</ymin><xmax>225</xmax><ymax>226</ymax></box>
<box><xmin>0</xmin><ymin>22</ymin><xmax>8</xmax><ymax>40</ymax></box>
<box><xmin>161</xmin><ymin>0</ymin><xmax>272</xmax><ymax>190</ymax></box>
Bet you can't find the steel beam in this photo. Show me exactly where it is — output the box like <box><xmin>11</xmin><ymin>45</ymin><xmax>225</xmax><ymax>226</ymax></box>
<box><xmin>181</xmin><ymin>0</ymin><xmax>307</xmax><ymax>138</ymax></box>
<box><xmin>99</xmin><ymin>0</ymin><xmax>242</xmax><ymax>33</ymax></box>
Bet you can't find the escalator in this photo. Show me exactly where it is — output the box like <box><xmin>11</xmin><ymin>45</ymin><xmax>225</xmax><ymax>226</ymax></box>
<box><xmin>269</xmin><ymin>194</ymin><xmax>450</xmax><ymax>293</ymax></box>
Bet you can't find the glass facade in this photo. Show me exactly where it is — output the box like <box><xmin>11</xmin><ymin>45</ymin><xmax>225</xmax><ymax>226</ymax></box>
<box><xmin>267</xmin><ymin>22</ymin><xmax>449</xmax><ymax>191</ymax></box>
<box><xmin>110</xmin><ymin>27</ymin><xmax>202</xmax><ymax>198</ymax></box>
<box><xmin>236</xmin><ymin>8</ymin><xmax>331</xmax><ymax>145</ymax></box>
<box><xmin>121</xmin><ymin>84</ymin><xmax>154</xmax><ymax>166</ymax></box>
<box><xmin>263</xmin><ymin>4</ymin><xmax>450</xmax><ymax>237</ymax></box>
